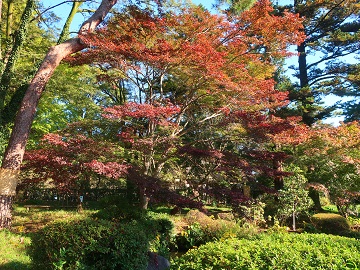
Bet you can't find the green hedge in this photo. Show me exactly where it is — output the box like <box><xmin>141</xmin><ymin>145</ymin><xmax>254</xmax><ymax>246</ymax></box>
<box><xmin>28</xmin><ymin>216</ymin><xmax>172</xmax><ymax>270</ymax></box>
<box><xmin>311</xmin><ymin>213</ymin><xmax>351</xmax><ymax>234</ymax></box>
<box><xmin>171</xmin><ymin>233</ymin><xmax>360</xmax><ymax>269</ymax></box>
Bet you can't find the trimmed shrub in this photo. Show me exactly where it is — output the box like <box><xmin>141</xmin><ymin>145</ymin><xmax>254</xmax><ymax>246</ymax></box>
<box><xmin>174</xmin><ymin>210</ymin><xmax>258</xmax><ymax>251</ymax></box>
<box><xmin>311</xmin><ymin>213</ymin><xmax>351</xmax><ymax>234</ymax></box>
<box><xmin>171</xmin><ymin>233</ymin><xmax>360</xmax><ymax>269</ymax></box>
<box><xmin>28</xmin><ymin>218</ymin><xmax>161</xmax><ymax>270</ymax></box>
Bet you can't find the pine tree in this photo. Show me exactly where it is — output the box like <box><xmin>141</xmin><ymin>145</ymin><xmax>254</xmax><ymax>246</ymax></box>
<box><xmin>275</xmin><ymin>0</ymin><xmax>360</xmax><ymax>125</ymax></box>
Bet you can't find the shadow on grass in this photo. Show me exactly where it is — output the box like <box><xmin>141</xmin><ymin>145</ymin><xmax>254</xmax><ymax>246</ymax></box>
<box><xmin>0</xmin><ymin>261</ymin><xmax>30</xmax><ymax>270</ymax></box>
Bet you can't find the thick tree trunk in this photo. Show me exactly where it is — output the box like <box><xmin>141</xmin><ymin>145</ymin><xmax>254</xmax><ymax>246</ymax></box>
<box><xmin>273</xmin><ymin>159</ymin><xmax>284</xmax><ymax>191</ymax></box>
<box><xmin>139</xmin><ymin>187</ymin><xmax>150</xmax><ymax>210</ymax></box>
<box><xmin>0</xmin><ymin>168</ymin><xmax>18</xmax><ymax>228</ymax></box>
<box><xmin>0</xmin><ymin>195</ymin><xmax>13</xmax><ymax>229</ymax></box>
<box><xmin>308</xmin><ymin>187</ymin><xmax>323</xmax><ymax>212</ymax></box>
<box><xmin>0</xmin><ymin>0</ymin><xmax>118</xmax><ymax>229</ymax></box>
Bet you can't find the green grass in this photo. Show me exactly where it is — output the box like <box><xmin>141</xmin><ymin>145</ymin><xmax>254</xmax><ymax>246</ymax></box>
<box><xmin>11</xmin><ymin>205</ymin><xmax>97</xmax><ymax>233</ymax></box>
<box><xmin>0</xmin><ymin>230</ymin><xmax>31</xmax><ymax>270</ymax></box>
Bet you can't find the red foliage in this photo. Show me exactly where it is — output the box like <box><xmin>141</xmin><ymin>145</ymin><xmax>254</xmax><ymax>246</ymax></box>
<box><xmin>85</xmin><ymin>160</ymin><xmax>129</xmax><ymax>179</ymax></box>
<box><xmin>22</xmin><ymin>2</ymin><xmax>308</xmax><ymax>206</ymax></box>
<box><xmin>102</xmin><ymin>102</ymin><xmax>180</xmax><ymax>128</ymax></box>
<box><xmin>22</xmin><ymin>134</ymin><xmax>128</xmax><ymax>191</ymax></box>
<box><xmin>67</xmin><ymin>1</ymin><xmax>304</xmax><ymax>113</ymax></box>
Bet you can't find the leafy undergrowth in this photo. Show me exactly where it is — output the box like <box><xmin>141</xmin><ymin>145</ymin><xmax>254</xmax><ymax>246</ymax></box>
<box><xmin>171</xmin><ymin>233</ymin><xmax>360</xmax><ymax>269</ymax></box>
<box><xmin>2</xmin><ymin>204</ymin><xmax>360</xmax><ymax>269</ymax></box>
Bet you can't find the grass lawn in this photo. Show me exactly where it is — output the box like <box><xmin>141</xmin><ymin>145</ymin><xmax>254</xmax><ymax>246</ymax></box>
<box><xmin>0</xmin><ymin>230</ymin><xmax>31</xmax><ymax>270</ymax></box>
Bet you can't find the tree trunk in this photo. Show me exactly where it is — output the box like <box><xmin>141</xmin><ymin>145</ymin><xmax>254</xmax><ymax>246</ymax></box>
<box><xmin>308</xmin><ymin>186</ymin><xmax>323</xmax><ymax>212</ymax></box>
<box><xmin>297</xmin><ymin>42</ymin><xmax>308</xmax><ymax>88</ymax></box>
<box><xmin>0</xmin><ymin>0</ymin><xmax>3</xmax><ymax>61</ymax></box>
<box><xmin>139</xmin><ymin>187</ymin><xmax>150</xmax><ymax>210</ymax></box>
<box><xmin>57</xmin><ymin>1</ymin><xmax>83</xmax><ymax>44</ymax></box>
<box><xmin>0</xmin><ymin>195</ymin><xmax>13</xmax><ymax>229</ymax></box>
<box><xmin>273</xmin><ymin>159</ymin><xmax>284</xmax><ymax>191</ymax></box>
<box><xmin>5</xmin><ymin>0</ymin><xmax>14</xmax><ymax>39</ymax></box>
<box><xmin>1</xmin><ymin>0</ymin><xmax>86</xmax><ymax>125</ymax></box>
<box><xmin>0</xmin><ymin>168</ymin><xmax>18</xmax><ymax>229</ymax></box>
<box><xmin>0</xmin><ymin>0</ymin><xmax>118</xmax><ymax>229</ymax></box>
<box><xmin>0</xmin><ymin>0</ymin><xmax>35</xmax><ymax>114</ymax></box>
<box><xmin>292</xmin><ymin>203</ymin><xmax>296</xmax><ymax>231</ymax></box>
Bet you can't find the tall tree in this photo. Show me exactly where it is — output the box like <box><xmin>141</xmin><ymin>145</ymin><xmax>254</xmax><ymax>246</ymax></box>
<box><xmin>0</xmin><ymin>0</ymin><xmax>118</xmax><ymax>229</ymax></box>
<box><xmin>275</xmin><ymin>0</ymin><xmax>360</xmax><ymax>126</ymax></box>
<box><xmin>59</xmin><ymin>0</ymin><xmax>304</xmax><ymax>208</ymax></box>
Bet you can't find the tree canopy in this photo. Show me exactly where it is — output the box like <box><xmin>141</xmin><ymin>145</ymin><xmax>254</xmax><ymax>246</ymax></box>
<box><xmin>0</xmin><ymin>0</ymin><xmax>359</xmax><ymax>229</ymax></box>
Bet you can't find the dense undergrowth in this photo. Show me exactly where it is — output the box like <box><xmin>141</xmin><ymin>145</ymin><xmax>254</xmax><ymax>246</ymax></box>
<box><xmin>171</xmin><ymin>233</ymin><xmax>360</xmax><ymax>269</ymax></box>
<box><xmin>1</xmin><ymin>202</ymin><xmax>360</xmax><ymax>269</ymax></box>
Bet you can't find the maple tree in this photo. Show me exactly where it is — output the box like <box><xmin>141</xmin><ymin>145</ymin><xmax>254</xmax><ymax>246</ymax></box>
<box><xmin>27</xmin><ymin>0</ymin><xmax>304</xmax><ymax>210</ymax></box>
<box><xmin>22</xmin><ymin>132</ymin><xmax>129</xmax><ymax>192</ymax></box>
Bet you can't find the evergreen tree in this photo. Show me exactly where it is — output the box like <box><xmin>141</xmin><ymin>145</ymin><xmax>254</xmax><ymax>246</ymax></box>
<box><xmin>275</xmin><ymin>0</ymin><xmax>360</xmax><ymax>125</ymax></box>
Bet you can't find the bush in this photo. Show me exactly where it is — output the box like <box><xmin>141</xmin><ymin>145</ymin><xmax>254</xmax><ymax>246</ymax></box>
<box><xmin>147</xmin><ymin>212</ymin><xmax>174</xmax><ymax>257</ymax></box>
<box><xmin>171</xmin><ymin>233</ymin><xmax>360</xmax><ymax>269</ymax></box>
<box><xmin>93</xmin><ymin>195</ymin><xmax>145</xmax><ymax>221</ymax></box>
<box><xmin>311</xmin><ymin>213</ymin><xmax>351</xmax><ymax>234</ymax></box>
<box><xmin>28</xmin><ymin>217</ymin><xmax>170</xmax><ymax>270</ymax></box>
<box><xmin>174</xmin><ymin>210</ymin><xmax>258</xmax><ymax>251</ymax></box>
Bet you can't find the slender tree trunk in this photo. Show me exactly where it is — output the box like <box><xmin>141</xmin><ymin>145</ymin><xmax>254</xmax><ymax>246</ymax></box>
<box><xmin>2</xmin><ymin>0</ymin><xmax>85</xmax><ymax>125</ymax></box>
<box><xmin>297</xmin><ymin>42</ymin><xmax>308</xmax><ymax>88</ymax></box>
<box><xmin>0</xmin><ymin>0</ymin><xmax>35</xmax><ymax>115</ymax></box>
<box><xmin>57</xmin><ymin>1</ymin><xmax>83</xmax><ymax>44</ymax></box>
<box><xmin>5</xmin><ymin>0</ymin><xmax>14</xmax><ymax>39</ymax></box>
<box><xmin>0</xmin><ymin>0</ymin><xmax>3</xmax><ymax>61</ymax></box>
<box><xmin>0</xmin><ymin>0</ymin><xmax>118</xmax><ymax>229</ymax></box>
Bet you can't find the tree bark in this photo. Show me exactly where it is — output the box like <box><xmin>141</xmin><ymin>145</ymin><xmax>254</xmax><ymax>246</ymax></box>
<box><xmin>0</xmin><ymin>0</ymin><xmax>118</xmax><ymax>229</ymax></box>
<box><xmin>0</xmin><ymin>195</ymin><xmax>13</xmax><ymax>229</ymax></box>
<box><xmin>5</xmin><ymin>0</ymin><xmax>14</xmax><ymax>39</ymax></box>
<box><xmin>308</xmin><ymin>186</ymin><xmax>323</xmax><ymax>212</ymax></box>
<box><xmin>297</xmin><ymin>42</ymin><xmax>308</xmax><ymax>88</ymax></box>
<box><xmin>57</xmin><ymin>1</ymin><xmax>83</xmax><ymax>44</ymax></box>
<box><xmin>0</xmin><ymin>0</ymin><xmax>35</xmax><ymax>114</ymax></box>
<box><xmin>0</xmin><ymin>0</ymin><xmax>3</xmax><ymax>61</ymax></box>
